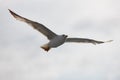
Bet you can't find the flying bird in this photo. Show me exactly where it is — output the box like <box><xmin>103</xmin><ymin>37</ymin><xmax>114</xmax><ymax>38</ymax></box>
<box><xmin>8</xmin><ymin>9</ymin><xmax>112</xmax><ymax>51</ymax></box>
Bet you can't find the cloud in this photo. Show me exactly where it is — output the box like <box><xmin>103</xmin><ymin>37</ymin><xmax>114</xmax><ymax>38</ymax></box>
<box><xmin>0</xmin><ymin>0</ymin><xmax>120</xmax><ymax>80</ymax></box>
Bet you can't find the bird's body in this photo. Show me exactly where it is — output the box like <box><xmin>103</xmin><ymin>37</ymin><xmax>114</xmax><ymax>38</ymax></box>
<box><xmin>41</xmin><ymin>35</ymin><xmax>67</xmax><ymax>51</ymax></box>
<box><xmin>48</xmin><ymin>35</ymin><xmax>67</xmax><ymax>47</ymax></box>
<box><xmin>8</xmin><ymin>9</ymin><xmax>112</xmax><ymax>51</ymax></box>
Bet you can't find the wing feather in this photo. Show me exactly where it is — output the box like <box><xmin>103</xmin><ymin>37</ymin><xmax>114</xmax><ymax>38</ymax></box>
<box><xmin>8</xmin><ymin>9</ymin><xmax>57</xmax><ymax>40</ymax></box>
<box><xmin>66</xmin><ymin>38</ymin><xmax>112</xmax><ymax>45</ymax></box>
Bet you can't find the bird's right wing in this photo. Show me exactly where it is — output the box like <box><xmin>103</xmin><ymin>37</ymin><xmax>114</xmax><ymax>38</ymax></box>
<box><xmin>8</xmin><ymin>9</ymin><xmax>57</xmax><ymax>40</ymax></box>
<box><xmin>65</xmin><ymin>38</ymin><xmax>113</xmax><ymax>45</ymax></box>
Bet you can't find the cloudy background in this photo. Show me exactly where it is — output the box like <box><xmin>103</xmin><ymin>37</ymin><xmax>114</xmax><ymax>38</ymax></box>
<box><xmin>0</xmin><ymin>0</ymin><xmax>120</xmax><ymax>80</ymax></box>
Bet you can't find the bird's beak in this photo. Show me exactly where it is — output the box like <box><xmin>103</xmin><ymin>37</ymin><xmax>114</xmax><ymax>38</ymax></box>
<box><xmin>65</xmin><ymin>35</ymin><xmax>68</xmax><ymax>37</ymax></box>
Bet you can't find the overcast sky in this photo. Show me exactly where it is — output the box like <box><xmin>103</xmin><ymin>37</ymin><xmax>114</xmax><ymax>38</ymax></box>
<box><xmin>0</xmin><ymin>0</ymin><xmax>120</xmax><ymax>80</ymax></box>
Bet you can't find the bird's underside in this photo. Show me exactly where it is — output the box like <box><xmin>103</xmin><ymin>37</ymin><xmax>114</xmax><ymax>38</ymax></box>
<box><xmin>8</xmin><ymin>9</ymin><xmax>113</xmax><ymax>52</ymax></box>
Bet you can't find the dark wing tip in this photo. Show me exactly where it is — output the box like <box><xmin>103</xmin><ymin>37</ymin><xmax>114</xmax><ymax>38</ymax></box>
<box><xmin>8</xmin><ymin>9</ymin><xmax>11</xmax><ymax>11</ymax></box>
<box><xmin>8</xmin><ymin>9</ymin><xmax>20</xmax><ymax>19</ymax></box>
<box><xmin>8</xmin><ymin>9</ymin><xmax>15</xmax><ymax>15</ymax></box>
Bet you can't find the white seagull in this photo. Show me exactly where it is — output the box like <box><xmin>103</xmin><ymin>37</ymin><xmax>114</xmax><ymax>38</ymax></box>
<box><xmin>8</xmin><ymin>9</ymin><xmax>112</xmax><ymax>51</ymax></box>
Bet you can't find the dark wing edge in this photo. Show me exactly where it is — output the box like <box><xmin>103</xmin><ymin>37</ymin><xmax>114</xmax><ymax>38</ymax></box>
<box><xmin>8</xmin><ymin>9</ymin><xmax>57</xmax><ymax>40</ymax></box>
<box><xmin>65</xmin><ymin>38</ymin><xmax>113</xmax><ymax>45</ymax></box>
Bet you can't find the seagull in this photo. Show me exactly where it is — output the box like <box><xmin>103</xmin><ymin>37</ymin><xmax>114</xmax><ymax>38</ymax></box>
<box><xmin>8</xmin><ymin>9</ymin><xmax>112</xmax><ymax>51</ymax></box>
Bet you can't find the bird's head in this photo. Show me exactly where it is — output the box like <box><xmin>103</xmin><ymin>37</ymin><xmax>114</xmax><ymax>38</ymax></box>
<box><xmin>62</xmin><ymin>34</ymin><xmax>68</xmax><ymax>38</ymax></box>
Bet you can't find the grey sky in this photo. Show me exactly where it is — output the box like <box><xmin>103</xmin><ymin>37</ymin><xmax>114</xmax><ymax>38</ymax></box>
<box><xmin>0</xmin><ymin>0</ymin><xmax>120</xmax><ymax>80</ymax></box>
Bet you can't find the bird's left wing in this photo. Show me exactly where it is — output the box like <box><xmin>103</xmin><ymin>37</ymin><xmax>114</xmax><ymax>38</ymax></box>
<box><xmin>8</xmin><ymin>9</ymin><xmax>57</xmax><ymax>40</ymax></box>
<box><xmin>65</xmin><ymin>38</ymin><xmax>113</xmax><ymax>45</ymax></box>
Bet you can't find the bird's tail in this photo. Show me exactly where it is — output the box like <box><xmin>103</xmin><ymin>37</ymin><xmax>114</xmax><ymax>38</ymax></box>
<box><xmin>41</xmin><ymin>44</ymin><xmax>50</xmax><ymax>52</ymax></box>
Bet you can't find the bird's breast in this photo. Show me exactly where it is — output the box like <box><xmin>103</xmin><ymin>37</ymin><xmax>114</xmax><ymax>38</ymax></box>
<box><xmin>48</xmin><ymin>36</ymin><xmax>66</xmax><ymax>47</ymax></box>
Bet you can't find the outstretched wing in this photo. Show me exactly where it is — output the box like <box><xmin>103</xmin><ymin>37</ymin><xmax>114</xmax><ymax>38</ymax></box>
<box><xmin>8</xmin><ymin>9</ymin><xmax>57</xmax><ymax>40</ymax></box>
<box><xmin>66</xmin><ymin>38</ymin><xmax>113</xmax><ymax>45</ymax></box>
